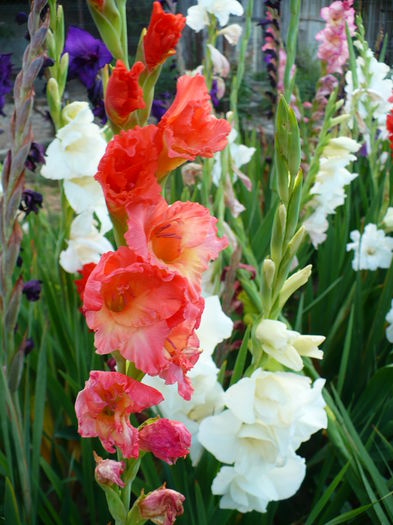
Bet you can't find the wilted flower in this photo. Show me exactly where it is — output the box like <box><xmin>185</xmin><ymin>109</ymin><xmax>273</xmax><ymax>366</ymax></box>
<box><xmin>139</xmin><ymin>418</ymin><xmax>191</xmax><ymax>464</ymax></box>
<box><xmin>87</xmin><ymin>78</ymin><xmax>107</xmax><ymax>124</ymax></box>
<box><xmin>143</xmin><ymin>2</ymin><xmax>186</xmax><ymax>71</ymax></box>
<box><xmin>59</xmin><ymin>212</ymin><xmax>113</xmax><ymax>274</ymax></box>
<box><xmin>25</xmin><ymin>142</ymin><xmax>45</xmax><ymax>172</ymax></box>
<box><xmin>22</xmin><ymin>280</ymin><xmax>42</xmax><ymax>302</ymax></box>
<box><xmin>94</xmin><ymin>452</ymin><xmax>125</xmax><ymax>488</ymax></box>
<box><xmin>138</xmin><ymin>486</ymin><xmax>185</xmax><ymax>525</ymax></box>
<box><xmin>346</xmin><ymin>223</ymin><xmax>393</xmax><ymax>271</ymax></box>
<box><xmin>19</xmin><ymin>189</ymin><xmax>43</xmax><ymax>216</ymax></box>
<box><xmin>181</xmin><ymin>162</ymin><xmax>203</xmax><ymax>185</ymax></box>
<box><xmin>0</xmin><ymin>53</ymin><xmax>12</xmax><ymax>115</ymax></box>
<box><xmin>64</xmin><ymin>26</ymin><xmax>112</xmax><ymax>89</ymax></box>
<box><xmin>75</xmin><ymin>371</ymin><xmax>163</xmax><ymax>458</ymax></box>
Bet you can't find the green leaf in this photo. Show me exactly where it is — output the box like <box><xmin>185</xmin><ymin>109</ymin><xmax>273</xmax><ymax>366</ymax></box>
<box><xmin>230</xmin><ymin>326</ymin><xmax>250</xmax><ymax>386</ymax></box>
<box><xmin>4</xmin><ymin>477</ymin><xmax>22</xmax><ymax>525</ymax></box>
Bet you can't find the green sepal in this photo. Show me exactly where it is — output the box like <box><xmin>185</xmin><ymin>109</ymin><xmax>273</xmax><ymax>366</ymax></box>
<box><xmin>270</xmin><ymin>204</ymin><xmax>286</xmax><ymax>265</ymax></box>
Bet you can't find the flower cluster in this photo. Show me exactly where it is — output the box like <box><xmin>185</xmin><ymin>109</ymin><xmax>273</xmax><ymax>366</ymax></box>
<box><xmin>198</xmin><ymin>370</ymin><xmax>327</xmax><ymax>512</ymax></box>
<box><xmin>315</xmin><ymin>0</ymin><xmax>356</xmax><ymax>75</ymax></box>
<box><xmin>304</xmin><ymin>136</ymin><xmax>361</xmax><ymax>247</ymax></box>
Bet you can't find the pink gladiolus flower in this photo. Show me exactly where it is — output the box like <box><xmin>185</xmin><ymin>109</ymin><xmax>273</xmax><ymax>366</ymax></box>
<box><xmin>83</xmin><ymin>247</ymin><xmax>204</xmax><ymax>381</ymax></box>
<box><xmin>138</xmin><ymin>487</ymin><xmax>185</xmax><ymax>525</ymax></box>
<box><xmin>315</xmin><ymin>0</ymin><xmax>356</xmax><ymax>75</ymax></box>
<box><xmin>124</xmin><ymin>197</ymin><xmax>227</xmax><ymax>292</ymax></box>
<box><xmin>75</xmin><ymin>371</ymin><xmax>163</xmax><ymax>458</ymax></box>
<box><xmin>139</xmin><ymin>418</ymin><xmax>191</xmax><ymax>464</ymax></box>
<box><xmin>94</xmin><ymin>451</ymin><xmax>125</xmax><ymax>488</ymax></box>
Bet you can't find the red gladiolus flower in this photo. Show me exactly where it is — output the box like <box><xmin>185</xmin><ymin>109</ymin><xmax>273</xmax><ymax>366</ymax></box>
<box><xmin>105</xmin><ymin>60</ymin><xmax>145</xmax><ymax>127</ymax></box>
<box><xmin>87</xmin><ymin>0</ymin><xmax>104</xmax><ymax>10</ymax></box>
<box><xmin>138</xmin><ymin>486</ymin><xmax>185</xmax><ymax>525</ymax></box>
<box><xmin>139</xmin><ymin>418</ymin><xmax>191</xmax><ymax>464</ymax></box>
<box><xmin>75</xmin><ymin>371</ymin><xmax>163</xmax><ymax>458</ymax></box>
<box><xmin>156</xmin><ymin>75</ymin><xmax>231</xmax><ymax>179</ymax></box>
<box><xmin>387</xmin><ymin>110</ymin><xmax>393</xmax><ymax>152</ymax></box>
<box><xmin>83</xmin><ymin>247</ymin><xmax>204</xmax><ymax>378</ymax></box>
<box><xmin>144</xmin><ymin>2</ymin><xmax>186</xmax><ymax>71</ymax></box>
<box><xmin>95</xmin><ymin>126</ymin><xmax>162</xmax><ymax>220</ymax></box>
<box><xmin>125</xmin><ymin>197</ymin><xmax>227</xmax><ymax>292</ymax></box>
<box><xmin>75</xmin><ymin>262</ymin><xmax>97</xmax><ymax>303</ymax></box>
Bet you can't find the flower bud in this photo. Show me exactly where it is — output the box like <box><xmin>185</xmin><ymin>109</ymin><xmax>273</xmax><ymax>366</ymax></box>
<box><xmin>138</xmin><ymin>418</ymin><xmax>191</xmax><ymax>464</ymax></box>
<box><xmin>94</xmin><ymin>451</ymin><xmax>125</xmax><ymax>488</ymax></box>
<box><xmin>138</xmin><ymin>486</ymin><xmax>185</xmax><ymax>525</ymax></box>
<box><xmin>207</xmin><ymin>45</ymin><xmax>230</xmax><ymax>78</ymax></box>
<box><xmin>383</xmin><ymin>207</ymin><xmax>393</xmax><ymax>233</ymax></box>
<box><xmin>278</xmin><ymin>264</ymin><xmax>312</xmax><ymax>310</ymax></box>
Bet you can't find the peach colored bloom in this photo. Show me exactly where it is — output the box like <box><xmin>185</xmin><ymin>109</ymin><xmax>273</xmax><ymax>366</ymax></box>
<box><xmin>104</xmin><ymin>60</ymin><xmax>145</xmax><ymax>127</ymax></box>
<box><xmin>138</xmin><ymin>486</ymin><xmax>185</xmax><ymax>525</ymax></box>
<box><xmin>75</xmin><ymin>371</ymin><xmax>163</xmax><ymax>458</ymax></box>
<box><xmin>139</xmin><ymin>418</ymin><xmax>191</xmax><ymax>464</ymax></box>
<box><xmin>95</xmin><ymin>126</ymin><xmax>162</xmax><ymax>220</ymax></box>
<box><xmin>83</xmin><ymin>247</ymin><xmax>203</xmax><ymax>378</ymax></box>
<box><xmin>125</xmin><ymin>198</ymin><xmax>227</xmax><ymax>290</ymax></box>
<box><xmin>144</xmin><ymin>2</ymin><xmax>186</xmax><ymax>71</ymax></box>
<box><xmin>156</xmin><ymin>75</ymin><xmax>231</xmax><ymax>179</ymax></box>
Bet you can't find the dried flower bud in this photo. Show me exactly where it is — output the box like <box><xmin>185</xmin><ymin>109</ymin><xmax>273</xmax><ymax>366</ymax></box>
<box><xmin>93</xmin><ymin>451</ymin><xmax>125</xmax><ymax>488</ymax></box>
<box><xmin>139</xmin><ymin>418</ymin><xmax>191</xmax><ymax>464</ymax></box>
<box><xmin>138</xmin><ymin>486</ymin><xmax>185</xmax><ymax>525</ymax></box>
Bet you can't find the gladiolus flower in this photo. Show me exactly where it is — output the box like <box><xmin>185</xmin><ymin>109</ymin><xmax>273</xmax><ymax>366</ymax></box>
<box><xmin>75</xmin><ymin>262</ymin><xmax>97</xmax><ymax>303</ymax></box>
<box><xmin>144</xmin><ymin>2</ymin><xmax>186</xmax><ymax>71</ymax></box>
<box><xmin>75</xmin><ymin>371</ymin><xmax>163</xmax><ymax>458</ymax></box>
<box><xmin>156</xmin><ymin>75</ymin><xmax>231</xmax><ymax>178</ymax></box>
<box><xmin>94</xmin><ymin>452</ymin><xmax>125</xmax><ymax>488</ymax></box>
<box><xmin>125</xmin><ymin>198</ymin><xmax>227</xmax><ymax>290</ymax></box>
<box><xmin>83</xmin><ymin>247</ymin><xmax>203</xmax><ymax>378</ymax></box>
<box><xmin>95</xmin><ymin>126</ymin><xmax>162</xmax><ymax>219</ymax></box>
<box><xmin>105</xmin><ymin>60</ymin><xmax>145</xmax><ymax>127</ymax></box>
<box><xmin>138</xmin><ymin>486</ymin><xmax>185</xmax><ymax>525</ymax></box>
<box><xmin>139</xmin><ymin>418</ymin><xmax>191</xmax><ymax>464</ymax></box>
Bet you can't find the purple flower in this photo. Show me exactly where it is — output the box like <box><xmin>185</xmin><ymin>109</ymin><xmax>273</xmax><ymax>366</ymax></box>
<box><xmin>151</xmin><ymin>91</ymin><xmax>172</xmax><ymax>122</ymax></box>
<box><xmin>15</xmin><ymin>12</ymin><xmax>28</xmax><ymax>25</ymax></box>
<box><xmin>210</xmin><ymin>79</ymin><xmax>220</xmax><ymax>109</ymax></box>
<box><xmin>19</xmin><ymin>189</ymin><xmax>43</xmax><ymax>215</ymax></box>
<box><xmin>87</xmin><ymin>78</ymin><xmax>107</xmax><ymax>124</ymax></box>
<box><xmin>22</xmin><ymin>280</ymin><xmax>42</xmax><ymax>302</ymax></box>
<box><xmin>23</xmin><ymin>338</ymin><xmax>34</xmax><ymax>356</ymax></box>
<box><xmin>64</xmin><ymin>26</ymin><xmax>112</xmax><ymax>89</ymax></box>
<box><xmin>0</xmin><ymin>54</ymin><xmax>13</xmax><ymax>116</ymax></box>
<box><xmin>25</xmin><ymin>142</ymin><xmax>45</xmax><ymax>172</ymax></box>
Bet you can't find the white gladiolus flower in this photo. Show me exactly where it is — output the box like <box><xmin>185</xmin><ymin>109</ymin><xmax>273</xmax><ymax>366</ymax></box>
<box><xmin>218</xmin><ymin>23</ymin><xmax>242</xmax><ymax>45</ymax></box>
<box><xmin>186</xmin><ymin>0</ymin><xmax>243</xmax><ymax>32</ymax></box>
<box><xmin>382</xmin><ymin>207</ymin><xmax>393</xmax><ymax>232</ymax></box>
<box><xmin>344</xmin><ymin>49</ymin><xmax>393</xmax><ymax>136</ymax></box>
<box><xmin>304</xmin><ymin>136</ymin><xmax>360</xmax><ymax>248</ymax></box>
<box><xmin>143</xmin><ymin>294</ymin><xmax>233</xmax><ymax>465</ymax></box>
<box><xmin>346</xmin><ymin>223</ymin><xmax>393</xmax><ymax>271</ymax></box>
<box><xmin>41</xmin><ymin>102</ymin><xmax>107</xmax><ymax>181</ymax></box>
<box><xmin>385</xmin><ymin>300</ymin><xmax>393</xmax><ymax>343</ymax></box>
<box><xmin>255</xmin><ymin>319</ymin><xmax>324</xmax><ymax>371</ymax></box>
<box><xmin>212</xmin><ymin>455</ymin><xmax>306</xmax><ymax>513</ymax></box>
<box><xmin>60</xmin><ymin>211</ymin><xmax>113</xmax><ymax>273</ymax></box>
<box><xmin>207</xmin><ymin>45</ymin><xmax>230</xmax><ymax>78</ymax></box>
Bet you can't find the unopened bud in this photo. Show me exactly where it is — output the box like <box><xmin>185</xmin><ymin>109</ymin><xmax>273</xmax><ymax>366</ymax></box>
<box><xmin>279</xmin><ymin>264</ymin><xmax>312</xmax><ymax>310</ymax></box>
<box><xmin>93</xmin><ymin>451</ymin><xmax>125</xmax><ymax>488</ymax></box>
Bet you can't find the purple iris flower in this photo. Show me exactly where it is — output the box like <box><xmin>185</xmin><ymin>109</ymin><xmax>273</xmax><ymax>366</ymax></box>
<box><xmin>0</xmin><ymin>54</ymin><xmax>13</xmax><ymax>116</ymax></box>
<box><xmin>25</xmin><ymin>142</ymin><xmax>45</xmax><ymax>172</ymax></box>
<box><xmin>23</xmin><ymin>338</ymin><xmax>34</xmax><ymax>356</ymax></box>
<box><xmin>87</xmin><ymin>78</ymin><xmax>107</xmax><ymax>124</ymax></box>
<box><xmin>22</xmin><ymin>280</ymin><xmax>42</xmax><ymax>302</ymax></box>
<box><xmin>64</xmin><ymin>26</ymin><xmax>112</xmax><ymax>89</ymax></box>
<box><xmin>210</xmin><ymin>79</ymin><xmax>220</xmax><ymax>109</ymax></box>
<box><xmin>19</xmin><ymin>189</ymin><xmax>43</xmax><ymax>215</ymax></box>
<box><xmin>151</xmin><ymin>91</ymin><xmax>172</xmax><ymax>122</ymax></box>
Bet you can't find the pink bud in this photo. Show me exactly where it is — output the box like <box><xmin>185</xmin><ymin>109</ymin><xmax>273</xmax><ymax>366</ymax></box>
<box><xmin>94</xmin><ymin>451</ymin><xmax>125</xmax><ymax>488</ymax></box>
<box><xmin>139</xmin><ymin>486</ymin><xmax>185</xmax><ymax>525</ymax></box>
<box><xmin>138</xmin><ymin>418</ymin><xmax>191</xmax><ymax>464</ymax></box>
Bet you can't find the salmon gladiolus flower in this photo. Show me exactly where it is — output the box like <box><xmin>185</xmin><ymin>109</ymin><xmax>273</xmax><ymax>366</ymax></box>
<box><xmin>95</xmin><ymin>126</ymin><xmax>162</xmax><ymax>219</ymax></box>
<box><xmin>105</xmin><ymin>60</ymin><xmax>145</xmax><ymax>127</ymax></box>
<box><xmin>156</xmin><ymin>75</ymin><xmax>231</xmax><ymax>179</ymax></box>
<box><xmin>83</xmin><ymin>247</ymin><xmax>204</xmax><ymax>379</ymax></box>
<box><xmin>75</xmin><ymin>262</ymin><xmax>97</xmax><ymax>303</ymax></box>
<box><xmin>75</xmin><ymin>371</ymin><xmax>163</xmax><ymax>458</ymax></box>
<box><xmin>125</xmin><ymin>198</ymin><xmax>228</xmax><ymax>290</ymax></box>
<box><xmin>144</xmin><ymin>1</ymin><xmax>186</xmax><ymax>71</ymax></box>
<box><xmin>139</xmin><ymin>418</ymin><xmax>191</xmax><ymax>464</ymax></box>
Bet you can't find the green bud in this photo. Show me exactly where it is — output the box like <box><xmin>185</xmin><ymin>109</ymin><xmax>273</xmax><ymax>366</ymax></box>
<box><xmin>261</xmin><ymin>258</ymin><xmax>275</xmax><ymax>315</ymax></box>
<box><xmin>58</xmin><ymin>53</ymin><xmax>69</xmax><ymax>98</ymax></box>
<box><xmin>274</xmin><ymin>226</ymin><xmax>306</xmax><ymax>293</ymax></box>
<box><xmin>286</xmin><ymin>170</ymin><xmax>303</xmax><ymax>241</ymax></box>
<box><xmin>287</xmin><ymin>106</ymin><xmax>301</xmax><ymax>178</ymax></box>
<box><xmin>278</xmin><ymin>264</ymin><xmax>312</xmax><ymax>310</ymax></box>
<box><xmin>46</xmin><ymin>29</ymin><xmax>56</xmax><ymax>60</ymax></box>
<box><xmin>56</xmin><ymin>5</ymin><xmax>64</xmax><ymax>53</ymax></box>
<box><xmin>275</xmin><ymin>96</ymin><xmax>290</xmax><ymax>159</ymax></box>
<box><xmin>330</xmin><ymin>114</ymin><xmax>350</xmax><ymax>126</ymax></box>
<box><xmin>134</xmin><ymin>28</ymin><xmax>147</xmax><ymax>64</ymax></box>
<box><xmin>46</xmin><ymin>78</ymin><xmax>61</xmax><ymax>130</ymax></box>
<box><xmin>270</xmin><ymin>204</ymin><xmax>286</xmax><ymax>264</ymax></box>
<box><xmin>274</xmin><ymin>142</ymin><xmax>289</xmax><ymax>204</ymax></box>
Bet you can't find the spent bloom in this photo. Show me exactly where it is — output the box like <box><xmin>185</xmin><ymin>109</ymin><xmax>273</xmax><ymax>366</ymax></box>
<box><xmin>385</xmin><ymin>300</ymin><xmax>393</xmax><ymax>344</ymax></box>
<box><xmin>255</xmin><ymin>319</ymin><xmax>325</xmax><ymax>371</ymax></box>
<box><xmin>139</xmin><ymin>418</ymin><xmax>191</xmax><ymax>464</ymax></box>
<box><xmin>346</xmin><ymin>223</ymin><xmax>393</xmax><ymax>271</ymax></box>
<box><xmin>186</xmin><ymin>0</ymin><xmax>244</xmax><ymax>32</ymax></box>
<box><xmin>144</xmin><ymin>2</ymin><xmax>186</xmax><ymax>71</ymax></box>
<box><xmin>64</xmin><ymin>26</ymin><xmax>112</xmax><ymax>88</ymax></box>
<box><xmin>94</xmin><ymin>452</ymin><xmax>125</xmax><ymax>488</ymax></box>
<box><xmin>0</xmin><ymin>53</ymin><xmax>12</xmax><ymax>115</ymax></box>
<box><xmin>315</xmin><ymin>0</ymin><xmax>356</xmax><ymax>75</ymax></box>
<box><xmin>75</xmin><ymin>371</ymin><xmax>163</xmax><ymax>458</ymax></box>
<box><xmin>19</xmin><ymin>189</ymin><xmax>43</xmax><ymax>216</ymax></box>
<box><xmin>22</xmin><ymin>280</ymin><xmax>42</xmax><ymax>302</ymax></box>
<box><xmin>138</xmin><ymin>486</ymin><xmax>185</xmax><ymax>525</ymax></box>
